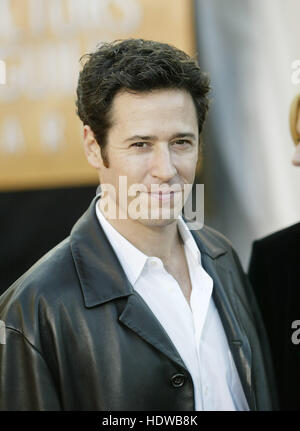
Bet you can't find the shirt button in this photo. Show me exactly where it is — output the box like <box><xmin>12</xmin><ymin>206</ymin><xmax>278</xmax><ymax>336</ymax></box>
<box><xmin>171</xmin><ymin>373</ymin><xmax>186</xmax><ymax>388</ymax></box>
<box><xmin>204</xmin><ymin>386</ymin><xmax>209</xmax><ymax>396</ymax></box>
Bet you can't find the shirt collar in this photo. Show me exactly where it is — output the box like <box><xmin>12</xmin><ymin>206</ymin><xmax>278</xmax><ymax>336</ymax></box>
<box><xmin>95</xmin><ymin>194</ymin><xmax>202</xmax><ymax>286</ymax></box>
<box><xmin>95</xmin><ymin>201</ymin><xmax>148</xmax><ymax>287</ymax></box>
<box><xmin>177</xmin><ymin>215</ymin><xmax>202</xmax><ymax>266</ymax></box>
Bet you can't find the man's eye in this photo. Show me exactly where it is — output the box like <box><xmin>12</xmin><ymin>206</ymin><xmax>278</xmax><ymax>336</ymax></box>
<box><xmin>132</xmin><ymin>142</ymin><xmax>148</xmax><ymax>148</ymax></box>
<box><xmin>173</xmin><ymin>140</ymin><xmax>191</xmax><ymax>146</ymax></box>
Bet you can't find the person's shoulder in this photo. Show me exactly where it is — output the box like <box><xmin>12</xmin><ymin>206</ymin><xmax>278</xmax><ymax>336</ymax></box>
<box><xmin>192</xmin><ymin>224</ymin><xmax>245</xmax><ymax>278</ymax></box>
<box><xmin>253</xmin><ymin>222</ymin><xmax>300</xmax><ymax>251</ymax></box>
<box><xmin>0</xmin><ymin>236</ymin><xmax>79</xmax><ymax>331</ymax></box>
<box><xmin>195</xmin><ymin>224</ymin><xmax>235</xmax><ymax>252</ymax></box>
<box><xmin>189</xmin><ymin>223</ymin><xmax>242</xmax><ymax>266</ymax></box>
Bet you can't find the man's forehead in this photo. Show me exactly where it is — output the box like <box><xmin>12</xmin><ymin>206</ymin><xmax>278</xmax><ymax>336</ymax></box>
<box><xmin>110</xmin><ymin>88</ymin><xmax>197</xmax><ymax>126</ymax></box>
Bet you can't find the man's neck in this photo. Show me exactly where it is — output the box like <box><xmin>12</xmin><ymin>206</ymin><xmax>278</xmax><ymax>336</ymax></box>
<box><xmin>98</xmin><ymin>201</ymin><xmax>182</xmax><ymax>262</ymax></box>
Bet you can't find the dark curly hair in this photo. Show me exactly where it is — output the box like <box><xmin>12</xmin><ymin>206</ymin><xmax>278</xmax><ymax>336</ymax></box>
<box><xmin>76</xmin><ymin>39</ymin><xmax>210</xmax><ymax>167</ymax></box>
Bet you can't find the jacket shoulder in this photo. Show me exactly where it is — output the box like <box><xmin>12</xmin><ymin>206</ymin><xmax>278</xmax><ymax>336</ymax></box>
<box><xmin>0</xmin><ymin>237</ymin><xmax>80</xmax><ymax>338</ymax></box>
<box><xmin>252</xmin><ymin>222</ymin><xmax>300</xmax><ymax>258</ymax></box>
<box><xmin>193</xmin><ymin>223</ymin><xmax>237</xmax><ymax>258</ymax></box>
<box><xmin>255</xmin><ymin>222</ymin><xmax>300</xmax><ymax>246</ymax></box>
<box><xmin>201</xmin><ymin>224</ymin><xmax>235</xmax><ymax>249</ymax></box>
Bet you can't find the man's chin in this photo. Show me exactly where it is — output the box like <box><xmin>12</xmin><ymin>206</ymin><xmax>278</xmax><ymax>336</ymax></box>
<box><xmin>133</xmin><ymin>217</ymin><xmax>178</xmax><ymax>228</ymax></box>
<box><xmin>131</xmin><ymin>207</ymin><xmax>182</xmax><ymax>226</ymax></box>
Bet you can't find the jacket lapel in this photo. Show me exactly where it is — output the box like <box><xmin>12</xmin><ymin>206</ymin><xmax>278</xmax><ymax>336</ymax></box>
<box><xmin>198</xmin><ymin>245</ymin><xmax>255</xmax><ymax>410</ymax></box>
<box><xmin>118</xmin><ymin>289</ymin><xmax>189</xmax><ymax>371</ymax></box>
<box><xmin>70</xmin><ymin>197</ymin><xmax>189</xmax><ymax>373</ymax></box>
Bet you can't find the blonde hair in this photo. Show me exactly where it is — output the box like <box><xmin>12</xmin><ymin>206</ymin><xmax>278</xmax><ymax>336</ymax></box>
<box><xmin>289</xmin><ymin>93</ymin><xmax>300</xmax><ymax>145</ymax></box>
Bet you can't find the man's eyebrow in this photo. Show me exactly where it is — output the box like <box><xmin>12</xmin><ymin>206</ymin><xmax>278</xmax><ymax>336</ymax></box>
<box><xmin>124</xmin><ymin>133</ymin><xmax>196</xmax><ymax>142</ymax></box>
<box><xmin>124</xmin><ymin>135</ymin><xmax>156</xmax><ymax>142</ymax></box>
<box><xmin>169</xmin><ymin>132</ymin><xmax>196</xmax><ymax>140</ymax></box>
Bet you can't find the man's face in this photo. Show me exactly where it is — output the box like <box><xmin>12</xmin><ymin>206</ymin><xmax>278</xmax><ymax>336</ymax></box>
<box><xmin>87</xmin><ymin>88</ymin><xmax>199</xmax><ymax>227</ymax></box>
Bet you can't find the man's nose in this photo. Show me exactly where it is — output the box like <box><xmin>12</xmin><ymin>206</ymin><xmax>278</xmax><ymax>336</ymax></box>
<box><xmin>292</xmin><ymin>144</ymin><xmax>300</xmax><ymax>166</ymax></box>
<box><xmin>150</xmin><ymin>145</ymin><xmax>177</xmax><ymax>181</ymax></box>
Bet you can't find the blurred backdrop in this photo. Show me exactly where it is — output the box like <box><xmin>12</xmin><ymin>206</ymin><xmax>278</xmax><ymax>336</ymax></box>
<box><xmin>195</xmin><ymin>0</ymin><xmax>300</xmax><ymax>268</ymax></box>
<box><xmin>0</xmin><ymin>0</ymin><xmax>195</xmax><ymax>292</ymax></box>
<box><xmin>1</xmin><ymin>0</ymin><xmax>300</xmax><ymax>293</ymax></box>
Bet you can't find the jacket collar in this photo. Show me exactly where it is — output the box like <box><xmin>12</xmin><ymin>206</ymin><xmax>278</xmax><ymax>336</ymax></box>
<box><xmin>70</xmin><ymin>196</ymin><xmax>135</xmax><ymax>308</ymax></box>
<box><xmin>190</xmin><ymin>228</ymin><xmax>228</xmax><ymax>260</ymax></box>
<box><xmin>70</xmin><ymin>196</ymin><xmax>228</xmax><ymax>308</ymax></box>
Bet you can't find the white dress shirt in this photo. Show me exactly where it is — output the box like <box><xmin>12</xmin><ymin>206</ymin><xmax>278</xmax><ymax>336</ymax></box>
<box><xmin>95</xmin><ymin>202</ymin><xmax>249</xmax><ymax>411</ymax></box>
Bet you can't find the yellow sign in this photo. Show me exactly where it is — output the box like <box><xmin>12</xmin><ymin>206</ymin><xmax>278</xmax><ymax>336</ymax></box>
<box><xmin>0</xmin><ymin>0</ymin><xmax>195</xmax><ymax>190</ymax></box>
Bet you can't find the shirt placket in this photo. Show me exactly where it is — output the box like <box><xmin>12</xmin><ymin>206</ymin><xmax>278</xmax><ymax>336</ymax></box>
<box><xmin>189</xmin><ymin>260</ymin><xmax>213</xmax><ymax>410</ymax></box>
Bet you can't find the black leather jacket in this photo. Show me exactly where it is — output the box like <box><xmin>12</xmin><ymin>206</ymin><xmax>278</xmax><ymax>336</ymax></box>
<box><xmin>0</xmin><ymin>197</ymin><xmax>278</xmax><ymax>410</ymax></box>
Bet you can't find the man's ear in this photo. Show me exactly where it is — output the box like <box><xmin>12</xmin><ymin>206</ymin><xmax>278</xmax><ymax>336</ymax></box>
<box><xmin>83</xmin><ymin>125</ymin><xmax>104</xmax><ymax>169</ymax></box>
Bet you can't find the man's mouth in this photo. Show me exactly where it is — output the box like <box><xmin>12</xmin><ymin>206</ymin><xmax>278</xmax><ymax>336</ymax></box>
<box><xmin>147</xmin><ymin>191</ymin><xmax>180</xmax><ymax>202</ymax></box>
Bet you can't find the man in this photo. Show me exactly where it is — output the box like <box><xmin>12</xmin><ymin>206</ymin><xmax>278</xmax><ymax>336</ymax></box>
<box><xmin>248</xmin><ymin>93</ymin><xmax>300</xmax><ymax>410</ymax></box>
<box><xmin>0</xmin><ymin>39</ymin><xmax>276</xmax><ymax>411</ymax></box>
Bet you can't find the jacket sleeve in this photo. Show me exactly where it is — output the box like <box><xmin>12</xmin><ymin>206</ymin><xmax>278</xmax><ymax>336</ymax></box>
<box><xmin>232</xmin><ymin>247</ymin><xmax>279</xmax><ymax>410</ymax></box>
<box><xmin>0</xmin><ymin>326</ymin><xmax>62</xmax><ymax>411</ymax></box>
